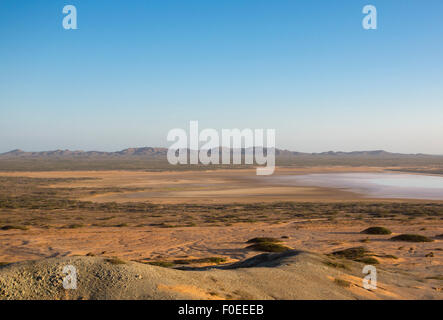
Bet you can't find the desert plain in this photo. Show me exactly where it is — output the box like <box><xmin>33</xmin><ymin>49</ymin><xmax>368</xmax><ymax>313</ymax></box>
<box><xmin>0</xmin><ymin>165</ymin><xmax>442</xmax><ymax>299</ymax></box>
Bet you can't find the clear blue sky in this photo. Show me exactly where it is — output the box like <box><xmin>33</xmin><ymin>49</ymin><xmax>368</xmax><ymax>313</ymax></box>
<box><xmin>1</xmin><ymin>0</ymin><xmax>442</xmax><ymax>154</ymax></box>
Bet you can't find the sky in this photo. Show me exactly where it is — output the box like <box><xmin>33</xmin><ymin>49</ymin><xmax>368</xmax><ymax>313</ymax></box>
<box><xmin>1</xmin><ymin>0</ymin><xmax>442</xmax><ymax>154</ymax></box>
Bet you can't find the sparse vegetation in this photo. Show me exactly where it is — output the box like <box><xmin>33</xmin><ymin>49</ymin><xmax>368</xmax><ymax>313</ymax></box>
<box><xmin>361</xmin><ymin>226</ymin><xmax>392</xmax><ymax>235</ymax></box>
<box><xmin>390</xmin><ymin>234</ymin><xmax>433</xmax><ymax>242</ymax></box>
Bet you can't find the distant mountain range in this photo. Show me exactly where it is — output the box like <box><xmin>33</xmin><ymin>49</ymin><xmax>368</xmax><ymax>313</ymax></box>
<box><xmin>0</xmin><ymin>147</ymin><xmax>439</xmax><ymax>158</ymax></box>
<box><xmin>0</xmin><ymin>147</ymin><xmax>168</xmax><ymax>158</ymax></box>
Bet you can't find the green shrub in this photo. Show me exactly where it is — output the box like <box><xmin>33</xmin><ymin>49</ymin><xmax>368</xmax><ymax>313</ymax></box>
<box><xmin>361</xmin><ymin>227</ymin><xmax>392</xmax><ymax>235</ymax></box>
<box><xmin>390</xmin><ymin>234</ymin><xmax>433</xmax><ymax>242</ymax></box>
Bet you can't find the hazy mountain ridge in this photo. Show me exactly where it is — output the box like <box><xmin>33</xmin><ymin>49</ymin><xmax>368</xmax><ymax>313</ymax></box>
<box><xmin>0</xmin><ymin>147</ymin><xmax>439</xmax><ymax>159</ymax></box>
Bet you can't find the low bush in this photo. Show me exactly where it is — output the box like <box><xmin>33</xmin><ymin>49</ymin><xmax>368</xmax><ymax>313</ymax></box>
<box><xmin>361</xmin><ymin>227</ymin><xmax>392</xmax><ymax>235</ymax></box>
<box><xmin>390</xmin><ymin>234</ymin><xmax>433</xmax><ymax>242</ymax></box>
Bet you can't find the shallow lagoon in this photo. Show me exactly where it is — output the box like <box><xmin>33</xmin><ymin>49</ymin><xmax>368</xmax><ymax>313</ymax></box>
<box><xmin>278</xmin><ymin>172</ymin><xmax>443</xmax><ymax>200</ymax></box>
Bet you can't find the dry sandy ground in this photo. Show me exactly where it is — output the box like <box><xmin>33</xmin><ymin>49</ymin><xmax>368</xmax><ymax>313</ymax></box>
<box><xmin>0</xmin><ymin>167</ymin><xmax>442</xmax><ymax>299</ymax></box>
